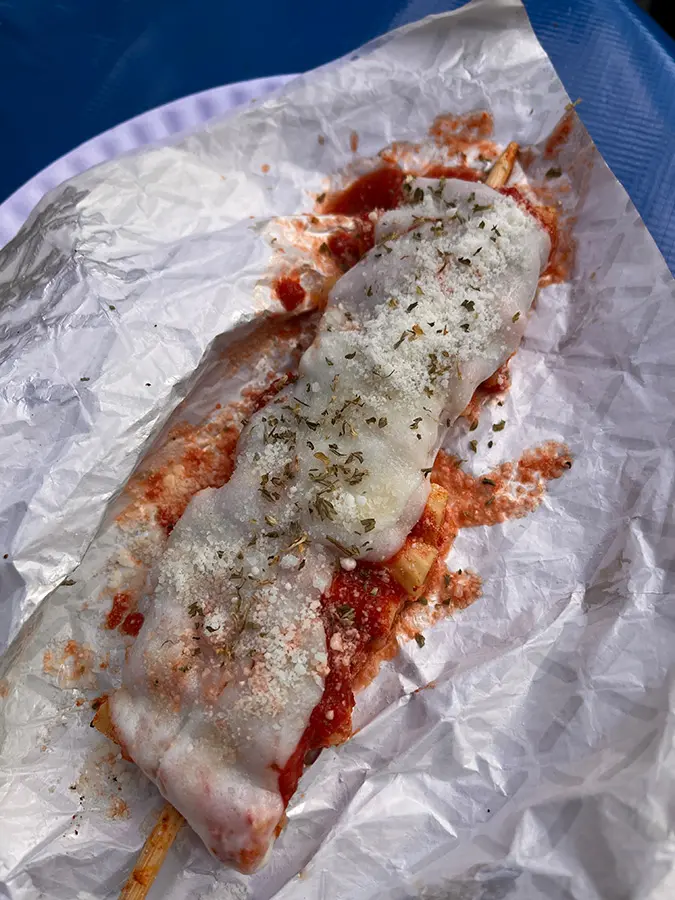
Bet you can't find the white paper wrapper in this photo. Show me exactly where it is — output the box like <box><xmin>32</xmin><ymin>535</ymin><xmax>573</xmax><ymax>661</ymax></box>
<box><xmin>2</xmin><ymin>1</ymin><xmax>675</xmax><ymax>898</ymax></box>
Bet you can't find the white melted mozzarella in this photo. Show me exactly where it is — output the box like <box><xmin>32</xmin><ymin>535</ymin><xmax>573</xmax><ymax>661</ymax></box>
<box><xmin>110</xmin><ymin>179</ymin><xmax>549</xmax><ymax>871</ymax></box>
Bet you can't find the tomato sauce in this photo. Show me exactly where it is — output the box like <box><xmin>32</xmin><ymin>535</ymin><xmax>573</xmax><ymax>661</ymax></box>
<box><xmin>462</xmin><ymin>359</ymin><xmax>512</xmax><ymax>426</ymax></box>
<box><xmin>422</xmin><ymin>164</ymin><xmax>482</xmax><ymax>181</ymax></box>
<box><xmin>120</xmin><ymin>612</ymin><xmax>145</xmax><ymax>637</ymax></box>
<box><xmin>432</xmin><ymin>445</ymin><xmax>571</xmax><ymax>531</ymax></box>
<box><xmin>277</xmin><ymin>566</ymin><xmax>406</xmax><ymax>805</ymax></box>
<box><xmin>322</xmin><ymin>165</ymin><xmax>406</xmax><ymax>216</ymax></box>
<box><xmin>327</xmin><ymin>225</ymin><xmax>375</xmax><ymax>271</ymax></box>
<box><xmin>105</xmin><ymin>591</ymin><xmax>133</xmax><ymax>630</ymax></box>
<box><xmin>249</xmin><ymin>372</ymin><xmax>298</xmax><ymax>414</ymax></box>
<box><xmin>273</xmin><ymin>275</ymin><xmax>306</xmax><ymax>312</ymax></box>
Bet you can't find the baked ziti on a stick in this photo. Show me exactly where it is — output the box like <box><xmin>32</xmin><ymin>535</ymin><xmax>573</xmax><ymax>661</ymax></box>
<box><xmin>94</xmin><ymin>143</ymin><xmax>551</xmax><ymax>895</ymax></box>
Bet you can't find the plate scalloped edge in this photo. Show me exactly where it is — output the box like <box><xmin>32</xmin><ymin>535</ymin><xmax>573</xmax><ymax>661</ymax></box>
<box><xmin>0</xmin><ymin>73</ymin><xmax>297</xmax><ymax>248</ymax></box>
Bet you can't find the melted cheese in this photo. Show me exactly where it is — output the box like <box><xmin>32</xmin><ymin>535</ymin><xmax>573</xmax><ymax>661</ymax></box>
<box><xmin>110</xmin><ymin>179</ymin><xmax>549</xmax><ymax>871</ymax></box>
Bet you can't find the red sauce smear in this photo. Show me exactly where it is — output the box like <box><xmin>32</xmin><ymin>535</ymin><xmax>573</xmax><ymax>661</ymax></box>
<box><xmin>462</xmin><ymin>359</ymin><xmax>511</xmax><ymax>426</ymax></box>
<box><xmin>250</xmin><ymin>372</ymin><xmax>298</xmax><ymax>414</ymax></box>
<box><xmin>278</xmin><ymin>566</ymin><xmax>406</xmax><ymax>805</ymax></box>
<box><xmin>120</xmin><ymin>612</ymin><xmax>145</xmax><ymax>637</ymax></box>
<box><xmin>327</xmin><ymin>225</ymin><xmax>375</xmax><ymax>271</ymax></box>
<box><xmin>270</xmin><ymin>168</ymin><xmax>400</xmax><ymax>310</ymax></box>
<box><xmin>105</xmin><ymin>591</ymin><xmax>133</xmax><ymax>630</ymax></box>
<box><xmin>422</xmin><ymin>164</ymin><xmax>482</xmax><ymax>181</ymax></box>
<box><xmin>322</xmin><ymin>165</ymin><xmax>406</xmax><ymax>216</ymax></box>
<box><xmin>273</xmin><ymin>275</ymin><xmax>306</xmax><ymax>312</ymax></box>
<box><xmin>147</xmin><ymin>426</ymin><xmax>241</xmax><ymax>536</ymax></box>
<box><xmin>432</xmin><ymin>444</ymin><xmax>571</xmax><ymax>532</ymax></box>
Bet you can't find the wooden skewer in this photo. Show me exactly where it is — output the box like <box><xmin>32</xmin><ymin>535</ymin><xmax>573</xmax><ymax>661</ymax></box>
<box><xmin>119</xmin><ymin>803</ymin><xmax>186</xmax><ymax>900</ymax></box>
<box><xmin>96</xmin><ymin>142</ymin><xmax>519</xmax><ymax>896</ymax></box>
<box><xmin>485</xmin><ymin>141</ymin><xmax>519</xmax><ymax>188</ymax></box>
<box><xmin>93</xmin><ymin>700</ymin><xmax>185</xmax><ymax>900</ymax></box>
<box><xmin>384</xmin><ymin>484</ymin><xmax>448</xmax><ymax>594</ymax></box>
<box><xmin>92</xmin><ymin>696</ymin><xmax>118</xmax><ymax>743</ymax></box>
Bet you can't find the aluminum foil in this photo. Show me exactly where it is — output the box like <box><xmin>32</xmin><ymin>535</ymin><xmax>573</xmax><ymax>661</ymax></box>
<box><xmin>2</xmin><ymin>0</ymin><xmax>675</xmax><ymax>897</ymax></box>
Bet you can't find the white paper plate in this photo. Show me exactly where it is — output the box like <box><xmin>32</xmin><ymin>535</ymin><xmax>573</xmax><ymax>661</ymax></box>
<box><xmin>0</xmin><ymin>74</ymin><xmax>296</xmax><ymax>248</ymax></box>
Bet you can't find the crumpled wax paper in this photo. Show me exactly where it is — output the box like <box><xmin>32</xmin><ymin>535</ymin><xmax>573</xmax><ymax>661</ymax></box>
<box><xmin>2</xmin><ymin>0</ymin><xmax>675</xmax><ymax>898</ymax></box>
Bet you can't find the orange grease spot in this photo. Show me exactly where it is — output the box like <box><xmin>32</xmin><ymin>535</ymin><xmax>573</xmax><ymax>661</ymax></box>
<box><xmin>545</xmin><ymin>109</ymin><xmax>575</xmax><ymax>159</ymax></box>
<box><xmin>108</xmin><ymin>797</ymin><xmax>130</xmax><ymax>820</ymax></box>
<box><xmin>350</xmin><ymin>131</ymin><xmax>359</xmax><ymax>153</ymax></box>
<box><xmin>43</xmin><ymin>640</ymin><xmax>95</xmax><ymax>686</ymax></box>
<box><xmin>428</xmin><ymin>111</ymin><xmax>497</xmax><ymax>160</ymax></box>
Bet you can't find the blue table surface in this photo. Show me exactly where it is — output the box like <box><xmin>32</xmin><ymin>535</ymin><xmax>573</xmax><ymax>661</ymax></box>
<box><xmin>1</xmin><ymin>0</ymin><xmax>673</xmax><ymax>269</ymax></box>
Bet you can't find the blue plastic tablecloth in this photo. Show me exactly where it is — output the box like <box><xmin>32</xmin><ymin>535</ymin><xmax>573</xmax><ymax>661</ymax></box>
<box><xmin>1</xmin><ymin>0</ymin><xmax>673</xmax><ymax>269</ymax></box>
